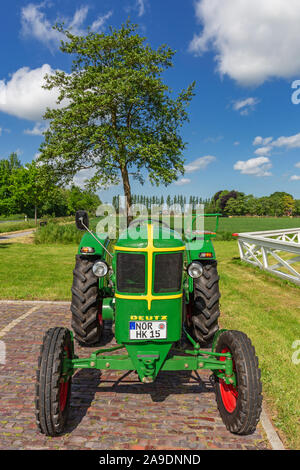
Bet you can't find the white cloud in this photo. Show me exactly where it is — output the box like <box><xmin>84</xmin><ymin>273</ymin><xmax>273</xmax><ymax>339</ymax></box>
<box><xmin>189</xmin><ymin>0</ymin><xmax>300</xmax><ymax>86</ymax></box>
<box><xmin>21</xmin><ymin>3</ymin><xmax>64</xmax><ymax>48</ymax></box>
<box><xmin>253</xmin><ymin>136</ymin><xmax>273</xmax><ymax>146</ymax></box>
<box><xmin>91</xmin><ymin>11</ymin><xmax>113</xmax><ymax>31</ymax></box>
<box><xmin>204</xmin><ymin>135</ymin><xmax>223</xmax><ymax>143</ymax></box>
<box><xmin>136</xmin><ymin>0</ymin><xmax>146</xmax><ymax>17</ymax></box>
<box><xmin>234</xmin><ymin>157</ymin><xmax>272</xmax><ymax>177</ymax></box>
<box><xmin>174</xmin><ymin>177</ymin><xmax>191</xmax><ymax>186</ymax></box>
<box><xmin>272</xmin><ymin>133</ymin><xmax>300</xmax><ymax>149</ymax></box>
<box><xmin>0</xmin><ymin>64</ymin><xmax>63</xmax><ymax>121</ymax></box>
<box><xmin>290</xmin><ymin>175</ymin><xmax>300</xmax><ymax>181</ymax></box>
<box><xmin>24</xmin><ymin>122</ymin><xmax>48</xmax><ymax>136</ymax></box>
<box><xmin>184</xmin><ymin>155</ymin><xmax>216</xmax><ymax>173</ymax></box>
<box><xmin>295</xmin><ymin>162</ymin><xmax>300</xmax><ymax>168</ymax></box>
<box><xmin>252</xmin><ymin>132</ymin><xmax>300</xmax><ymax>158</ymax></box>
<box><xmin>254</xmin><ymin>146</ymin><xmax>272</xmax><ymax>157</ymax></box>
<box><xmin>73</xmin><ymin>168</ymin><xmax>97</xmax><ymax>188</ymax></box>
<box><xmin>234</xmin><ymin>141</ymin><xmax>240</xmax><ymax>146</ymax></box>
<box><xmin>232</xmin><ymin>98</ymin><xmax>259</xmax><ymax>115</ymax></box>
<box><xmin>21</xmin><ymin>3</ymin><xmax>113</xmax><ymax>49</ymax></box>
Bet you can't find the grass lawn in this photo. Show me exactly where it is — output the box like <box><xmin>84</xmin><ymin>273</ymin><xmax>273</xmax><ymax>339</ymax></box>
<box><xmin>0</xmin><ymin>243</ymin><xmax>77</xmax><ymax>300</ymax></box>
<box><xmin>206</xmin><ymin>216</ymin><xmax>300</xmax><ymax>233</ymax></box>
<box><xmin>0</xmin><ymin>240</ymin><xmax>299</xmax><ymax>448</ymax></box>
<box><xmin>0</xmin><ymin>220</ymin><xmax>36</xmax><ymax>233</ymax></box>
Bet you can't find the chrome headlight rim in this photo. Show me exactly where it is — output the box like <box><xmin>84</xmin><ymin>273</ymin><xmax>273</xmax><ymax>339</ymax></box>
<box><xmin>187</xmin><ymin>261</ymin><xmax>203</xmax><ymax>279</ymax></box>
<box><xmin>92</xmin><ymin>260</ymin><xmax>109</xmax><ymax>278</ymax></box>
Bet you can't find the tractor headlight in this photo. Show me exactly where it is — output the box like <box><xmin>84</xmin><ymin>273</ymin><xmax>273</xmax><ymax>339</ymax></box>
<box><xmin>187</xmin><ymin>262</ymin><xmax>203</xmax><ymax>279</ymax></box>
<box><xmin>92</xmin><ymin>261</ymin><xmax>108</xmax><ymax>277</ymax></box>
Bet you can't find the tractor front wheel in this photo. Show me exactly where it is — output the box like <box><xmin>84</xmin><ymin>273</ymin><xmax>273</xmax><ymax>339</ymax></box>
<box><xmin>214</xmin><ymin>330</ymin><xmax>262</xmax><ymax>435</ymax></box>
<box><xmin>35</xmin><ymin>327</ymin><xmax>73</xmax><ymax>436</ymax></box>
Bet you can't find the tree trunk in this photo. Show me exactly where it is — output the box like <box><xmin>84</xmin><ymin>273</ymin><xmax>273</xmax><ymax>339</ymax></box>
<box><xmin>35</xmin><ymin>205</ymin><xmax>37</xmax><ymax>226</ymax></box>
<box><xmin>120</xmin><ymin>165</ymin><xmax>133</xmax><ymax>225</ymax></box>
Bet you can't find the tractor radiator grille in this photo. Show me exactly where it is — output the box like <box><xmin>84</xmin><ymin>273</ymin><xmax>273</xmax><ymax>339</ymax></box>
<box><xmin>154</xmin><ymin>253</ymin><xmax>183</xmax><ymax>293</ymax></box>
<box><xmin>116</xmin><ymin>253</ymin><xmax>146</xmax><ymax>293</ymax></box>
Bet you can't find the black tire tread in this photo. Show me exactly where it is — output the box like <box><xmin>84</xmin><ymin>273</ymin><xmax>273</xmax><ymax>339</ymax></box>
<box><xmin>35</xmin><ymin>327</ymin><xmax>72</xmax><ymax>436</ymax></box>
<box><xmin>191</xmin><ymin>260</ymin><xmax>220</xmax><ymax>345</ymax></box>
<box><xmin>71</xmin><ymin>255</ymin><xmax>102</xmax><ymax>346</ymax></box>
<box><xmin>215</xmin><ymin>330</ymin><xmax>263</xmax><ymax>435</ymax></box>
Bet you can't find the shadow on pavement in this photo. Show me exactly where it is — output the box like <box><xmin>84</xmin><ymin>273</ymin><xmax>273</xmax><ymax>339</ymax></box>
<box><xmin>65</xmin><ymin>366</ymin><xmax>214</xmax><ymax>434</ymax></box>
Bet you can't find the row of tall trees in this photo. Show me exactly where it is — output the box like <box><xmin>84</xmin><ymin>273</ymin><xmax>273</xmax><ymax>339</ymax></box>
<box><xmin>112</xmin><ymin>194</ymin><xmax>211</xmax><ymax>211</ymax></box>
<box><xmin>0</xmin><ymin>153</ymin><xmax>101</xmax><ymax>221</ymax></box>
<box><xmin>111</xmin><ymin>190</ymin><xmax>300</xmax><ymax>216</ymax></box>
<box><xmin>207</xmin><ymin>190</ymin><xmax>300</xmax><ymax>217</ymax></box>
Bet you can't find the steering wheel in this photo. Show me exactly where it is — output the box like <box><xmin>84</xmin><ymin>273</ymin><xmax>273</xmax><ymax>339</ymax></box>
<box><xmin>128</xmin><ymin>218</ymin><xmax>170</xmax><ymax>229</ymax></box>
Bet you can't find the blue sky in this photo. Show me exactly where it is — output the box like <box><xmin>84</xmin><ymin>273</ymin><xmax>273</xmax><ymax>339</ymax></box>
<box><xmin>1</xmin><ymin>0</ymin><xmax>300</xmax><ymax>202</ymax></box>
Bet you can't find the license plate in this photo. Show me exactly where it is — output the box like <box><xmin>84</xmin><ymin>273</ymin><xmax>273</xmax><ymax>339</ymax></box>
<box><xmin>129</xmin><ymin>321</ymin><xmax>167</xmax><ymax>340</ymax></box>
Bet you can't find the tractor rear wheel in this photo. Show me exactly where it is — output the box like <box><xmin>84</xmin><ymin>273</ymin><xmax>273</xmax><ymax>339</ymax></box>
<box><xmin>35</xmin><ymin>327</ymin><xmax>73</xmax><ymax>436</ymax></box>
<box><xmin>214</xmin><ymin>330</ymin><xmax>263</xmax><ymax>435</ymax></box>
<box><xmin>191</xmin><ymin>260</ymin><xmax>220</xmax><ymax>346</ymax></box>
<box><xmin>71</xmin><ymin>255</ymin><xmax>103</xmax><ymax>346</ymax></box>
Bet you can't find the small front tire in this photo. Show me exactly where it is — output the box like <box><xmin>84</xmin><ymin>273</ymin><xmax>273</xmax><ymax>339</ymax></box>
<box><xmin>35</xmin><ymin>327</ymin><xmax>73</xmax><ymax>436</ymax></box>
<box><xmin>214</xmin><ymin>330</ymin><xmax>262</xmax><ymax>435</ymax></box>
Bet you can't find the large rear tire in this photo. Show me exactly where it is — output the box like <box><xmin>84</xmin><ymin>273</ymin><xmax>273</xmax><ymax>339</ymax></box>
<box><xmin>191</xmin><ymin>260</ymin><xmax>220</xmax><ymax>346</ymax></box>
<box><xmin>214</xmin><ymin>330</ymin><xmax>263</xmax><ymax>435</ymax></box>
<box><xmin>35</xmin><ymin>327</ymin><xmax>72</xmax><ymax>436</ymax></box>
<box><xmin>71</xmin><ymin>255</ymin><xmax>103</xmax><ymax>346</ymax></box>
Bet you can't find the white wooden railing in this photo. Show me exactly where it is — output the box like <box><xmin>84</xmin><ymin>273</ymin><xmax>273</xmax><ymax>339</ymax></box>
<box><xmin>235</xmin><ymin>228</ymin><xmax>300</xmax><ymax>285</ymax></box>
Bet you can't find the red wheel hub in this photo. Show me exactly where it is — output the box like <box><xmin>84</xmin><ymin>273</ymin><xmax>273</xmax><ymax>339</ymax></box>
<box><xmin>219</xmin><ymin>347</ymin><xmax>238</xmax><ymax>413</ymax></box>
<box><xmin>98</xmin><ymin>300</ymin><xmax>103</xmax><ymax>327</ymax></box>
<box><xmin>59</xmin><ymin>381</ymin><xmax>69</xmax><ymax>412</ymax></box>
<box><xmin>59</xmin><ymin>346</ymin><xmax>70</xmax><ymax>412</ymax></box>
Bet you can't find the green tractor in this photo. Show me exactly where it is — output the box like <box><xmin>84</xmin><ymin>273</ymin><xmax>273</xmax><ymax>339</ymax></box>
<box><xmin>35</xmin><ymin>212</ymin><xmax>262</xmax><ymax>437</ymax></box>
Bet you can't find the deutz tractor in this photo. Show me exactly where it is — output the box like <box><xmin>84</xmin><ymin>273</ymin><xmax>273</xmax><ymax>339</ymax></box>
<box><xmin>35</xmin><ymin>212</ymin><xmax>262</xmax><ymax>437</ymax></box>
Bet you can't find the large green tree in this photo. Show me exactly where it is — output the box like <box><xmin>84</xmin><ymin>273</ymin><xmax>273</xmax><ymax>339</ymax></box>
<box><xmin>10</xmin><ymin>162</ymin><xmax>53</xmax><ymax>224</ymax></box>
<box><xmin>38</xmin><ymin>21</ymin><xmax>195</xmax><ymax>215</ymax></box>
<box><xmin>0</xmin><ymin>153</ymin><xmax>22</xmax><ymax>215</ymax></box>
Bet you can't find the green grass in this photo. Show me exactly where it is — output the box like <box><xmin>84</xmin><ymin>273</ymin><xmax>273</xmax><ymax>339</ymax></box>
<box><xmin>201</xmin><ymin>216</ymin><xmax>300</xmax><ymax>240</ymax></box>
<box><xmin>0</xmin><ymin>243</ymin><xmax>76</xmax><ymax>300</ymax></box>
<box><xmin>0</xmin><ymin>213</ymin><xmax>26</xmax><ymax>221</ymax></box>
<box><xmin>0</xmin><ymin>220</ymin><xmax>36</xmax><ymax>233</ymax></box>
<box><xmin>0</xmin><ymin>239</ymin><xmax>299</xmax><ymax>448</ymax></box>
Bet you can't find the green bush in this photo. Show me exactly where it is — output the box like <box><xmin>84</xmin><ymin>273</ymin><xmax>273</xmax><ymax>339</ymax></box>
<box><xmin>35</xmin><ymin>223</ymin><xmax>83</xmax><ymax>244</ymax></box>
<box><xmin>215</xmin><ymin>231</ymin><xmax>236</xmax><ymax>241</ymax></box>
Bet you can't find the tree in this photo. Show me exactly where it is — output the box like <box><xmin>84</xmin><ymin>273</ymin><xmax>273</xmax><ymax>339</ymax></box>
<box><xmin>9</xmin><ymin>162</ymin><xmax>52</xmax><ymax>224</ymax></box>
<box><xmin>0</xmin><ymin>153</ymin><xmax>22</xmax><ymax>215</ymax></box>
<box><xmin>66</xmin><ymin>185</ymin><xmax>101</xmax><ymax>215</ymax></box>
<box><xmin>282</xmin><ymin>194</ymin><xmax>295</xmax><ymax>216</ymax></box>
<box><xmin>38</xmin><ymin>21</ymin><xmax>195</xmax><ymax>218</ymax></box>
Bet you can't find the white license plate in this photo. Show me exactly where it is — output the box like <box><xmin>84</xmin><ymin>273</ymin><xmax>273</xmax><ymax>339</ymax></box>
<box><xmin>129</xmin><ymin>321</ymin><xmax>167</xmax><ymax>340</ymax></box>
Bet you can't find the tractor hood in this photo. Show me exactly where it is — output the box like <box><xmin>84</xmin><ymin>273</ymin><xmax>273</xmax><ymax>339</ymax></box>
<box><xmin>116</xmin><ymin>222</ymin><xmax>185</xmax><ymax>250</ymax></box>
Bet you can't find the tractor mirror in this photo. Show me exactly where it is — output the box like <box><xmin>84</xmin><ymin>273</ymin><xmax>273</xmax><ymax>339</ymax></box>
<box><xmin>75</xmin><ymin>210</ymin><xmax>89</xmax><ymax>231</ymax></box>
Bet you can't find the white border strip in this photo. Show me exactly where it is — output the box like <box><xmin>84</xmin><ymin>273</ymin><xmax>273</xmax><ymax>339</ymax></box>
<box><xmin>0</xmin><ymin>305</ymin><xmax>39</xmax><ymax>339</ymax></box>
<box><xmin>260</xmin><ymin>405</ymin><xmax>285</xmax><ymax>450</ymax></box>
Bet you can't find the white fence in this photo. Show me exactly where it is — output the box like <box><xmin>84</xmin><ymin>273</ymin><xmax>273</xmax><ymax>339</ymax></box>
<box><xmin>236</xmin><ymin>228</ymin><xmax>300</xmax><ymax>285</ymax></box>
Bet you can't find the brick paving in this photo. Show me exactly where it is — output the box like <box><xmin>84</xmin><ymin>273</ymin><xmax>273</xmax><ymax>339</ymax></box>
<box><xmin>0</xmin><ymin>302</ymin><xmax>269</xmax><ymax>450</ymax></box>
